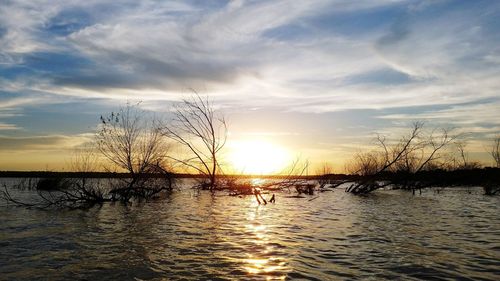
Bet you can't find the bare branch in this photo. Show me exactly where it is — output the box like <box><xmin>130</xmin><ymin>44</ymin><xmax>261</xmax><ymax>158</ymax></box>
<box><xmin>161</xmin><ymin>91</ymin><xmax>227</xmax><ymax>190</ymax></box>
<box><xmin>491</xmin><ymin>135</ymin><xmax>500</xmax><ymax>168</ymax></box>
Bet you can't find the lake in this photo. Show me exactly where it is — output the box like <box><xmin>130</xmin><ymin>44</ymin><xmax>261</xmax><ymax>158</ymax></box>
<box><xmin>1</xmin><ymin>179</ymin><xmax>499</xmax><ymax>280</ymax></box>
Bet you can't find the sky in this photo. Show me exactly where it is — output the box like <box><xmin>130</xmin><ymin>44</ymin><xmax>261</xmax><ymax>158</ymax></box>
<box><xmin>0</xmin><ymin>0</ymin><xmax>499</xmax><ymax>172</ymax></box>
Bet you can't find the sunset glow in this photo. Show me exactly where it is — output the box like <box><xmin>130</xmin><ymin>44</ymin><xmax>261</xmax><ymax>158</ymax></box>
<box><xmin>228</xmin><ymin>140</ymin><xmax>290</xmax><ymax>175</ymax></box>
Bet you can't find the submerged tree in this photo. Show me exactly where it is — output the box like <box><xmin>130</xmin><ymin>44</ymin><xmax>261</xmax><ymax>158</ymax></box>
<box><xmin>0</xmin><ymin>146</ymin><xmax>107</xmax><ymax>209</ymax></box>
<box><xmin>1</xmin><ymin>103</ymin><xmax>175</xmax><ymax>208</ymax></box>
<box><xmin>345</xmin><ymin>122</ymin><xmax>456</xmax><ymax>194</ymax></box>
<box><xmin>97</xmin><ymin>103</ymin><xmax>164</xmax><ymax>174</ymax></box>
<box><xmin>97</xmin><ymin>102</ymin><xmax>174</xmax><ymax>200</ymax></box>
<box><xmin>161</xmin><ymin>92</ymin><xmax>227</xmax><ymax>190</ymax></box>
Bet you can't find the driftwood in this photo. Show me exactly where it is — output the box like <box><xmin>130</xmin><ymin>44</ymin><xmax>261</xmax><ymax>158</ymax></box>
<box><xmin>1</xmin><ymin>175</ymin><xmax>175</xmax><ymax>209</ymax></box>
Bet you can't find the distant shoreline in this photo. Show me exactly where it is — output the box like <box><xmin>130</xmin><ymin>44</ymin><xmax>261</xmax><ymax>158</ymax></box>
<box><xmin>0</xmin><ymin>171</ymin><xmax>352</xmax><ymax>180</ymax></box>
<box><xmin>1</xmin><ymin>169</ymin><xmax>498</xmax><ymax>184</ymax></box>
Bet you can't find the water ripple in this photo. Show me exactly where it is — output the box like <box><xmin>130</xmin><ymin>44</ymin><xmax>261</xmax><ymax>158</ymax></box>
<box><xmin>0</xmin><ymin>186</ymin><xmax>499</xmax><ymax>280</ymax></box>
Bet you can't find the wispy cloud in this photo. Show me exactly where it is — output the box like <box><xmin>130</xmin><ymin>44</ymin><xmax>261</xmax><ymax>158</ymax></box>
<box><xmin>0</xmin><ymin>122</ymin><xmax>19</xmax><ymax>130</ymax></box>
<box><xmin>0</xmin><ymin>0</ymin><xmax>413</xmax><ymax>99</ymax></box>
<box><xmin>0</xmin><ymin>134</ymin><xmax>92</xmax><ymax>151</ymax></box>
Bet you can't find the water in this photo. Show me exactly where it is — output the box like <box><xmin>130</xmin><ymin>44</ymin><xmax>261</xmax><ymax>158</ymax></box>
<box><xmin>1</xmin><ymin>180</ymin><xmax>499</xmax><ymax>280</ymax></box>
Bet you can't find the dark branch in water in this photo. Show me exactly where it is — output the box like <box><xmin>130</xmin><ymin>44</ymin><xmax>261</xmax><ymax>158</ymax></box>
<box><xmin>1</xmin><ymin>178</ymin><xmax>110</xmax><ymax>209</ymax></box>
<box><xmin>339</xmin><ymin>122</ymin><xmax>500</xmax><ymax>195</ymax></box>
<box><xmin>1</xmin><ymin>103</ymin><xmax>176</xmax><ymax>209</ymax></box>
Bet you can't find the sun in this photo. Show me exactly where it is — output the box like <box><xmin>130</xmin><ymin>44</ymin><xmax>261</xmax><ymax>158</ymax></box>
<box><xmin>228</xmin><ymin>139</ymin><xmax>290</xmax><ymax>175</ymax></box>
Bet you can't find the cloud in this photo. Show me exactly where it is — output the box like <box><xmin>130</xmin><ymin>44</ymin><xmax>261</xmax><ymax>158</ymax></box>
<box><xmin>0</xmin><ymin>134</ymin><xmax>92</xmax><ymax>151</ymax></box>
<box><xmin>378</xmin><ymin>99</ymin><xmax>500</xmax><ymax>134</ymax></box>
<box><xmin>0</xmin><ymin>0</ymin><xmax>412</xmax><ymax>99</ymax></box>
<box><xmin>0</xmin><ymin>96</ymin><xmax>38</xmax><ymax>109</ymax></box>
<box><xmin>0</xmin><ymin>96</ymin><xmax>43</xmax><ymax>131</ymax></box>
<box><xmin>0</xmin><ymin>122</ymin><xmax>19</xmax><ymax>130</ymax></box>
<box><xmin>0</xmin><ymin>1</ymin><xmax>491</xmax><ymax>105</ymax></box>
<box><xmin>375</xmin><ymin>4</ymin><xmax>497</xmax><ymax>80</ymax></box>
<box><xmin>375</xmin><ymin>99</ymin><xmax>500</xmax><ymax>154</ymax></box>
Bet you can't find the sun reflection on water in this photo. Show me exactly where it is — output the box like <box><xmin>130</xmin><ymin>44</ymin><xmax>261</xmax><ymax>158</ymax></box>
<box><xmin>251</xmin><ymin>178</ymin><xmax>265</xmax><ymax>186</ymax></box>
<box><xmin>243</xmin><ymin>206</ymin><xmax>288</xmax><ymax>279</ymax></box>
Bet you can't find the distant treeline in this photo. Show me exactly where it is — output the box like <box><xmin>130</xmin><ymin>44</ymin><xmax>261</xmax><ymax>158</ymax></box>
<box><xmin>351</xmin><ymin>167</ymin><xmax>500</xmax><ymax>188</ymax></box>
<box><xmin>2</xmin><ymin>169</ymin><xmax>499</xmax><ymax>186</ymax></box>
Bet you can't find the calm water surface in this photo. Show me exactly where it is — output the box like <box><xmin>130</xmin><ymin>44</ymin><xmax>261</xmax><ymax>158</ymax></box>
<box><xmin>0</xmin><ymin>180</ymin><xmax>499</xmax><ymax>280</ymax></box>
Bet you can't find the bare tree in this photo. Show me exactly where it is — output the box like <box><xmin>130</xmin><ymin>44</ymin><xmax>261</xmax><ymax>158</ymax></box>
<box><xmin>375</xmin><ymin>122</ymin><xmax>455</xmax><ymax>174</ymax></box>
<box><xmin>491</xmin><ymin>135</ymin><xmax>500</xmax><ymax>168</ymax></box>
<box><xmin>454</xmin><ymin>141</ymin><xmax>482</xmax><ymax>170</ymax></box>
<box><xmin>346</xmin><ymin>151</ymin><xmax>382</xmax><ymax>176</ymax></box>
<box><xmin>346</xmin><ymin>123</ymin><xmax>424</xmax><ymax>178</ymax></box>
<box><xmin>96</xmin><ymin>102</ymin><xmax>173</xmax><ymax>200</ymax></box>
<box><xmin>345</xmin><ymin>122</ymin><xmax>456</xmax><ymax>194</ymax></box>
<box><xmin>455</xmin><ymin>141</ymin><xmax>468</xmax><ymax>169</ymax></box>
<box><xmin>161</xmin><ymin>92</ymin><xmax>227</xmax><ymax>190</ymax></box>
<box><xmin>316</xmin><ymin>162</ymin><xmax>334</xmax><ymax>189</ymax></box>
<box><xmin>316</xmin><ymin>162</ymin><xmax>333</xmax><ymax>176</ymax></box>
<box><xmin>97</xmin><ymin>103</ymin><xmax>166</xmax><ymax>174</ymax></box>
<box><xmin>1</xmin><ymin>104</ymin><xmax>175</xmax><ymax>208</ymax></box>
<box><xmin>71</xmin><ymin>145</ymin><xmax>97</xmax><ymax>173</ymax></box>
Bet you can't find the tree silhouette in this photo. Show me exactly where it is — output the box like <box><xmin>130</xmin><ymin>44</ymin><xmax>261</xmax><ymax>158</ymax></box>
<box><xmin>346</xmin><ymin>122</ymin><xmax>456</xmax><ymax>194</ymax></box>
<box><xmin>96</xmin><ymin>102</ymin><xmax>173</xmax><ymax>201</ymax></box>
<box><xmin>161</xmin><ymin>92</ymin><xmax>227</xmax><ymax>190</ymax></box>
<box><xmin>491</xmin><ymin>135</ymin><xmax>500</xmax><ymax>168</ymax></box>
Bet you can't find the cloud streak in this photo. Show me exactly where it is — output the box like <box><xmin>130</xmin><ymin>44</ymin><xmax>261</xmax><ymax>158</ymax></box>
<box><xmin>0</xmin><ymin>134</ymin><xmax>92</xmax><ymax>151</ymax></box>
